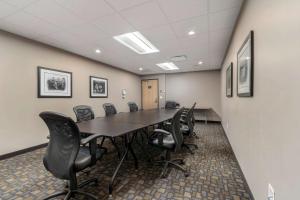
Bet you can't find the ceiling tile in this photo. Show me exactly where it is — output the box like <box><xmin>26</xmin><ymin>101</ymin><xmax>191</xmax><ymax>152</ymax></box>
<box><xmin>66</xmin><ymin>23</ymin><xmax>108</xmax><ymax>44</ymax></box>
<box><xmin>93</xmin><ymin>13</ymin><xmax>135</xmax><ymax>35</ymax></box>
<box><xmin>55</xmin><ymin>0</ymin><xmax>115</xmax><ymax>21</ymax></box>
<box><xmin>171</xmin><ymin>15</ymin><xmax>208</xmax><ymax>38</ymax></box>
<box><xmin>3</xmin><ymin>0</ymin><xmax>39</xmax><ymax>8</ymax></box>
<box><xmin>142</xmin><ymin>25</ymin><xmax>177</xmax><ymax>44</ymax></box>
<box><xmin>0</xmin><ymin>1</ymin><xmax>19</xmax><ymax>19</ymax></box>
<box><xmin>209</xmin><ymin>7</ymin><xmax>240</xmax><ymax>31</ymax></box>
<box><xmin>2</xmin><ymin>12</ymin><xmax>60</xmax><ymax>37</ymax></box>
<box><xmin>120</xmin><ymin>1</ymin><xmax>168</xmax><ymax>30</ymax></box>
<box><xmin>157</xmin><ymin>0</ymin><xmax>208</xmax><ymax>22</ymax></box>
<box><xmin>24</xmin><ymin>0</ymin><xmax>85</xmax><ymax>28</ymax></box>
<box><xmin>209</xmin><ymin>0</ymin><xmax>243</xmax><ymax>13</ymax></box>
<box><xmin>0</xmin><ymin>20</ymin><xmax>41</xmax><ymax>40</ymax></box>
<box><xmin>105</xmin><ymin>0</ymin><xmax>150</xmax><ymax>11</ymax></box>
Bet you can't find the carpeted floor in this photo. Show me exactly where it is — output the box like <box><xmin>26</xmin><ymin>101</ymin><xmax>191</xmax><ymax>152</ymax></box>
<box><xmin>0</xmin><ymin>123</ymin><xmax>253</xmax><ymax>200</ymax></box>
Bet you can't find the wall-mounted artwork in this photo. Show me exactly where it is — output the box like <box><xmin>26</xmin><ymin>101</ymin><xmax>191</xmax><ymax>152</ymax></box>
<box><xmin>226</xmin><ymin>62</ymin><xmax>233</xmax><ymax>97</ymax></box>
<box><xmin>90</xmin><ymin>76</ymin><xmax>108</xmax><ymax>98</ymax></box>
<box><xmin>37</xmin><ymin>66</ymin><xmax>72</xmax><ymax>98</ymax></box>
<box><xmin>237</xmin><ymin>31</ymin><xmax>254</xmax><ymax>97</ymax></box>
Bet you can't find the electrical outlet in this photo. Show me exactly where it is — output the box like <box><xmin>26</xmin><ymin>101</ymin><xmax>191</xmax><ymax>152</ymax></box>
<box><xmin>268</xmin><ymin>184</ymin><xmax>275</xmax><ymax>200</ymax></box>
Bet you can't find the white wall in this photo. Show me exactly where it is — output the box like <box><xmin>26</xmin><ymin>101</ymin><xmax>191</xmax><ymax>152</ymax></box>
<box><xmin>142</xmin><ymin>70</ymin><xmax>221</xmax><ymax>115</ymax></box>
<box><xmin>0</xmin><ymin>31</ymin><xmax>141</xmax><ymax>155</ymax></box>
<box><xmin>221</xmin><ymin>0</ymin><xmax>300</xmax><ymax>199</ymax></box>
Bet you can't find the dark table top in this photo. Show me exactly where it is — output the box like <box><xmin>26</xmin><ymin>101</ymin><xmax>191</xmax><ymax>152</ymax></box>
<box><xmin>77</xmin><ymin>109</ymin><xmax>177</xmax><ymax>137</ymax></box>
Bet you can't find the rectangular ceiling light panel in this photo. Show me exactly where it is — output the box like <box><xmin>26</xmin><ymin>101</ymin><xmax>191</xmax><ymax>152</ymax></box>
<box><xmin>113</xmin><ymin>31</ymin><xmax>159</xmax><ymax>54</ymax></box>
<box><xmin>156</xmin><ymin>62</ymin><xmax>179</xmax><ymax>70</ymax></box>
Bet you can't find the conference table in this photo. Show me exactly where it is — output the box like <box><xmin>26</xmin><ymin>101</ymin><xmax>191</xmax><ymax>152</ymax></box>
<box><xmin>77</xmin><ymin>108</ymin><xmax>178</xmax><ymax>197</ymax></box>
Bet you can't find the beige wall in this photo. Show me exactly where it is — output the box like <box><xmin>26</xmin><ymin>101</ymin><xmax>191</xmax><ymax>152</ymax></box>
<box><xmin>221</xmin><ymin>0</ymin><xmax>300</xmax><ymax>199</ymax></box>
<box><xmin>143</xmin><ymin>71</ymin><xmax>221</xmax><ymax>115</ymax></box>
<box><xmin>0</xmin><ymin>31</ymin><xmax>141</xmax><ymax>156</ymax></box>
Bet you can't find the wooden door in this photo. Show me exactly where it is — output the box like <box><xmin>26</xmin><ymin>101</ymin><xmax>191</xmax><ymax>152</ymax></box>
<box><xmin>142</xmin><ymin>79</ymin><xmax>158</xmax><ymax>110</ymax></box>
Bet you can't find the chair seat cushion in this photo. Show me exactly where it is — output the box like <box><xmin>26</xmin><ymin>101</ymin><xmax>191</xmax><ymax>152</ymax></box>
<box><xmin>75</xmin><ymin>146</ymin><xmax>105</xmax><ymax>171</ymax></box>
<box><xmin>149</xmin><ymin>134</ymin><xmax>175</xmax><ymax>149</ymax></box>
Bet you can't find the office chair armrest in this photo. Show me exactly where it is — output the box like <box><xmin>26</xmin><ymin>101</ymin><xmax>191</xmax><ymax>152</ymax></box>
<box><xmin>152</xmin><ymin>129</ymin><xmax>172</xmax><ymax>145</ymax></box>
<box><xmin>80</xmin><ymin>133</ymin><xmax>103</xmax><ymax>145</ymax></box>
<box><xmin>153</xmin><ymin>129</ymin><xmax>171</xmax><ymax>135</ymax></box>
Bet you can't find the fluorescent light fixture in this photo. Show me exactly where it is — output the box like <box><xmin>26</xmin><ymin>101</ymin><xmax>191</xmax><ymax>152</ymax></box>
<box><xmin>156</xmin><ymin>62</ymin><xmax>179</xmax><ymax>71</ymax></box>
<box><xmin>113</xmin><ymin>31</ymin><xmax>159</xmax><ymax>54</ymax></box>
<box><xmin>198</xmin><ymin>61</ymin><xmax>203</xmax><ymax>65</ymax></box>
<box><xmin>95</xmin><ymin>49</ymin><xmax>101</xmax><ymax>53</ymax></box>
<box><xmin>139</xmin><ymin>67</ymin><xmax>143</xmax><ymax>71</ymax></box>
<box><xmin>188</xmin><ymin>30</ymin><xmax>195</xmax><ymax>36</ymax></box>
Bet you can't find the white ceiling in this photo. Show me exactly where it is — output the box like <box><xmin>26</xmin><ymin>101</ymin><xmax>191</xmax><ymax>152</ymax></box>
<box><xmin>0</xmin><ymin>0</ymin><xmax>243</xmax><ymax>75</ymax></box>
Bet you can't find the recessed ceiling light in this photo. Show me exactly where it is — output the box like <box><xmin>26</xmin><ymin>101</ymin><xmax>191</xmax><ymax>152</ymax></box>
<box><xmin>156</xmin><ymin>62</ymin><xmax>179</xmax><ymax>71</ymax></box>
<box><xmin>95</xmin><ymin>49</ymin><xmax>101</xmax><ymax>54</ymax></box>
<box><xmin>139</xmin><ymin>67</ymin><xmax>143</xmax><ymax>71</ymax></box>
<box><xmin>188</xmin><ymin>30</ymin><xmax>195</xmax><ymax>36</ymax></box>
<box><xmin>113</xmin><ymin>31</ymin><xmax>159</xmax><ymax>54</ymax></box>
<box><xmin>198</xmin><ymin>61</ymin><xmax>203</xmax><ymax>65</ymax></box>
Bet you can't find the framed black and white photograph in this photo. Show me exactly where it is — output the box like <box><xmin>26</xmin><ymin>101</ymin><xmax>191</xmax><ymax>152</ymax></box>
<box><xmin>237</xmin><ymin>31</ymin><xmax>254</xmax><ymax>97</ymax></box>
<box><xmin>226</xmin><ymin>62</ymin><xmax>233</xmax><ymax>97</ymax></box>
<box><xmin>90</xmin><ymin>76</ymin><xmax>108</xmax><ymax>98</ymax></box>
<box><xmin>37</xmin><ymin>66</ymin><xmax>72</xmax><ymax>98</ymax></box>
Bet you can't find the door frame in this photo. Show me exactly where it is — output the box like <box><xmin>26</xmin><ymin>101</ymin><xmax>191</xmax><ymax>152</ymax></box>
<box><xmin>141</xmin><ymin>79</ymin><xmax>159</xmax><ymax>110</ymax></box>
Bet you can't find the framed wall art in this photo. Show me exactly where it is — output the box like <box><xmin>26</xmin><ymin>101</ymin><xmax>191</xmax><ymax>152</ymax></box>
<box><xmin>226</xmin><ymin>62</ymin><xmax>233</xmax><ymax>97</ymax></box>
<box><xmin>237</xmin><ymin>31</ymin><xmax>254</xmax><ymax>97</ymax></box>
<box><xmin>90</xmin><ymin>76</ymin><xmax>108</xmax><ymax>98</ymax></box>
<box><xmin>37</xmin><ymin>66</ymin><xmax>72</xmax><ymax>98</ymax></box>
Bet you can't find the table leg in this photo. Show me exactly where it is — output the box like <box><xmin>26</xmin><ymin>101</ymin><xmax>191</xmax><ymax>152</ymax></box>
<box><xmin>109</xmin><ymin>142</ymin><xmax>128</xmax><ymax>197</ymax></box>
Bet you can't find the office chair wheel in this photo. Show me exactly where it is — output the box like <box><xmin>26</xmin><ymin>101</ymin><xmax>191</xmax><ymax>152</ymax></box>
<box><xmin>184</xmin><ymin>172</ymin><xmax>190</xmax><ymax>177</ymax></box>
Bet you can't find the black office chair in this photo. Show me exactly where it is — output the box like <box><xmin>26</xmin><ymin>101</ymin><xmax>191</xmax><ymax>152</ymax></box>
<box><xmin>73</xmin><ymin>105</ymin><xmax>95</xmax><ymax>122</ymax></box>
<box><xmin>128</xmin><ymin>102</ymin><xmax>139</xmax><ymax>112</ymax></box>
<box><xmin>181</xmin><ymin>103</ymin><xmax>198</xmax><ymax>154</ymax></box>
<box><xmin>165</xmin><ymin>101</ymin><xmax>180</xmax><ymax>109</ymax></box>
<box><xmin>40</xmin><ymin>112</ymin><xmax>106</xmax><ymax>200</ymax></box>
<box><xmin>102</xmin><ymin>103</ymin><xmax>122</xmax><ymax>158</ymax></box>
<box><xmin>103</xmin><ymin>103</ymin><xmax>117</xmax><ymax>116</ymax></box>
<box><xmin>73</xmin><ymin>105</ymin><xmax>95</xmax><ymax>139</ymax></box>
<box><xmin>149</xmin><ymin>108</ymin><xmax>189</xmax><ymax>178</ymax></box>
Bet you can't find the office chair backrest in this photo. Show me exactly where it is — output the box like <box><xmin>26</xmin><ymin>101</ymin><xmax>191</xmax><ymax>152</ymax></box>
<box><xmin>171</xmin><ymin>107</ymin><xmax>185</xmax><ymax>152</ymax></box>
<box><xmin>73</xmin><ymin>105</ymin><xmax>94</xmax><ymax>122</ymax></box>
<box><xmin>128</xmin><ymin>102</ymin><xmax>138</xmax><ymax>112</ymax></box>
<box><xmin>40</xmin><ymin>112</ymin><xmax>80</xmax><ymax>180</ymax></box>
<box><xmin>103</xmin><ymin>103</ymin><xmax>117</xmax><ymax>116</ymax></box>
<box><xmin>165</xmin><ymin>101</ymin><xmax>179</xmax><ymax>109</ymax></box>
<box><xmin>186</xmin><ymin>103</ymin><xmax>196</xmax><ymax>132</ymax></box>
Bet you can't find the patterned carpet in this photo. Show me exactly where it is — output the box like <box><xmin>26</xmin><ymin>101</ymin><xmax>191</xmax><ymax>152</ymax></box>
<box><xmin>0</xmin><ymin>123</ymin><xmax>253</xmax><ymax>200</ymax></box>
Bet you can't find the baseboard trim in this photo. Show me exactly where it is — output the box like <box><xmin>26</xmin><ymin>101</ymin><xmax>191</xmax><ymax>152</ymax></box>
<box><xmin>220</xmin><ymin>124</ymin><xmax>255</xmax><ymax>200</ymax></box>
<box><xmin>0</xmin><ymin>143</ymin><xmax>48</xmax><ymax>161</ymax></box>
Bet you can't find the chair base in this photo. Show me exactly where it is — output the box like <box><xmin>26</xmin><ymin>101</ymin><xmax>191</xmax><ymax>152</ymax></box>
<box><xmin>43</xmin><ymin>178</ymin><xmax>98</xmax><ymax>200</ymax></box>
<box><xmin>182</xmin><ymin>143</ymin><xmax>198</xmax><ymax>154</ymax></box>
<box><xmin>154</xmin><ymin>158</ymin><xmax>189</xmax><ymax>178</ymax></box>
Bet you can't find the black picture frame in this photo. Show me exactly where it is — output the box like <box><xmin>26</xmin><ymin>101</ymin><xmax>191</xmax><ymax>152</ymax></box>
<box><xmin>237</xmin><ymin>31</ymin><xmax>254</xmax><ymax>97</ymax></box>
<box><xmin>226</xmin><ymin>62</ymin><xmax>233</xmax><ymax>97</ymax></box>
<box><xmin>37</xmin><ymin>66</ymin><xmax>72</xmax><ymax>98</ymax></box>
<box><xmin>90</xmin><ymin>76</ymin><xmax>108</xmax><ymax>98</ymax></box>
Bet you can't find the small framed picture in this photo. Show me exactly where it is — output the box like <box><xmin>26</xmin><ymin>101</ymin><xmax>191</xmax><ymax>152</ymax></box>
<box><xmin>237</xmin><ymin>31</ymin><xmax>254</xmax><ymax>97</ymax></box>
<box><xmin>226</xmin><ymin>62</ymin><xmax>233</xmax><ymax>97</ymax></box>
<box><xmin>37</xmin><ymin>66</ymin><xmax>72</xmax><ymax>98</ymax></box>
<box><xmin>90</xmin><ymin>76</ymin><xmax>108</xmax><ymax>98</ymax></box>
